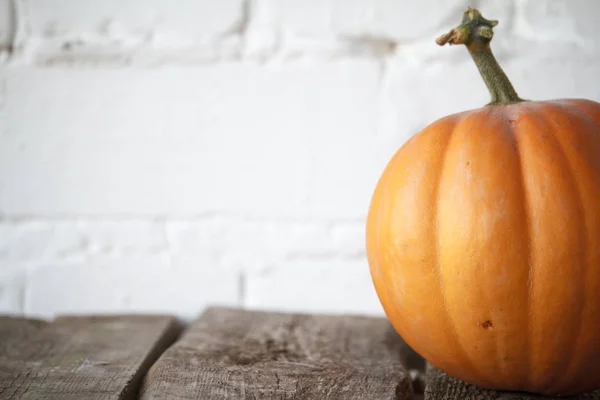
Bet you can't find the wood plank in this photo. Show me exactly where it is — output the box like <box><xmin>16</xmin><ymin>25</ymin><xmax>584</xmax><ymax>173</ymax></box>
<box><xmin>140</xmin><ymin>306</ymin><xmax>417</xmax><ymax>400</ymax></box>
<box><xmin>0</xmin><ymin>316</ymin><xmax>46</xmax><ymax>357</ymax></box>
<box><xmin>0</xmin><ymin>314</ymin><xmax>181</xmax><ymax>400</ymax></box>
<box><xmin>424</xmin><ymin>363</ymin><xmax>600</xmax><ymax>400</ymax></box>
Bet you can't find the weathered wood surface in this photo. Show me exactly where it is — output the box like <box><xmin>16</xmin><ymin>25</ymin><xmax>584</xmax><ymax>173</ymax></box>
<box><xmin>0</xmin><ymin>314</ymin><xmax>181</xmax><ymax>400</ymax></box>
<box><xmin>424</xmin><ymin>363</ymin><xmax>600</xmax><ymax>400</ymax></box>
<box><xmin>140</xmin><ymin>306</ymin><xmax>418</xmax><ymax>400</ymax></box>
<box><xmin>0</xmin><ymin>316</ymin><xmax>46</xmax><ymax>357</ymax></box>
<box><xmin>13</xmin><ymin>308</ymin><xmax>600</xmax><ymax>400</ymax></box>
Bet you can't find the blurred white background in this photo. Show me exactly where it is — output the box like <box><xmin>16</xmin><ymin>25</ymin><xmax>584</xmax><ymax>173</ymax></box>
<box><xmin>1</xmin><ymin>0</ymin><xmax>599</xmax><ymax>320</ymax></box>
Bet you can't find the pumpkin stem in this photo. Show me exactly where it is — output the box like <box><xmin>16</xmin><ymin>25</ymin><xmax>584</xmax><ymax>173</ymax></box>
<box><xmin>436</xmin><ymin>8</ymin><xmax>525</xmax><ymax>106</ymax></box>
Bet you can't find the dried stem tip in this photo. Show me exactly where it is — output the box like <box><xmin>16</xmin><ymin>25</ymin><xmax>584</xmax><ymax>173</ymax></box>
<box><xmin>435</xmin><ymin>7</ymin><xmax>498</xmax><ymax>46</ymax></box>
<box><xmin>434</xmin><ymin>7</ymin><xmax>524</xmax><ymax>106</ymax></box>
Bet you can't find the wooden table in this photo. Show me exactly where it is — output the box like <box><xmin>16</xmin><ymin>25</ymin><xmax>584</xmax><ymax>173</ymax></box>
<box><xmin>0</xmin><ymin>307</ymin><xmax>598</xmax><ymax>399</ymax></box>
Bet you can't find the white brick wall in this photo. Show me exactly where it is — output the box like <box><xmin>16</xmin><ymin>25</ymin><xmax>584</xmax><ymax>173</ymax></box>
<box><xmin>1</xmin><ymin>0</ymin><xmax>599</xmax><ymax>320</ymax></box>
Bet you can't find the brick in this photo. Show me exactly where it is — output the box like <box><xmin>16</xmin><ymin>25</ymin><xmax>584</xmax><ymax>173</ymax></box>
<box><xmin>307</xmin><ymin>130</ymin><xmax>389</xmax><ymax>219</ymax></box>
<box><xmin>261</xmin><ymin>221</ymin><xmax>336</xmax><ymax>260</ymax></box>
<box><xmin>256</xmin><ymin>0</ymin><xmax>471</xmax><ymax>41</ymax></box>
<box><xmin>248</xmin><ymin>1</ymin><xmax>514</xmax><ymax>61</ymax></box>
<box><xmin>0</xmin><ymin>61</ymin><xmax>379</xmax><ymax>218</ymax></box>
<box><xmin>80</xmin><ymin>220</ymin><xmax>168</xmax><ymax>255</ymax></box>
<box><xmin>0</xmin><ymin>220</ymin><xmax>169</xmax><ymax>262</ymax></box>
<box><xmin>168</xmin><ymin>218</ymin><xmax>356</xmax><ymax>271</ymax></box>
<box><xmin>330</xmin><ymin>222</ymin><xmax>367</xmax><ymax>259</ymax></box>
<box><xmin>516</xmin><ymin>0</ymin><xmax>600</xmax><ymax>50</ymax></box>
<box><xmin>0</xmin><ymin>218</ymin><xmax>368</xmax><ymax>275</ymax></box>
<box><xmin>244</xmin><ymin>259</ymin><xmax>384</xmax><ymax>315</ymax></box>
<box><xmin>167</xmin><ymin>218</ymin><xmax>266</xmax><ymax>271</ymax></box>
<box><xmin>168</xmin><ymin>218</ymin><xmax>367</xmax><ymax>271</ymax></box>
<box><xmin>25</xmin><ymin>257</ymin><xmax>240</xmax><ymax>320</ymax></box>
<box><xmin>21</xmin><ymin>0</ymin><xmax>245</xmax><ymax>42</ymax></box>
<box><xmin>13</xmin><ymin>0</ymin><xmax>246</xmax><ymax>64</ymax></box>
<box><xmin>301</xmin><ymin>59</ymin><xmax>381</xmax><ymax>219</ymax></box>
<box><xmin>0</xmin><ymin>221</ymin><xmax>85</xmax><ymax>262</ymax></box>
<box><xmin>504</xmin><ymin>48</ymin><xmax>600</xmax><ymax>101</ymax></box>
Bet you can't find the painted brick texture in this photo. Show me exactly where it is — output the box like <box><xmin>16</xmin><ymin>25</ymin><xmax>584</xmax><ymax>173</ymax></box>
<box><xmin>1</xmin><ymin>0</ymin><xmax>599</xmax><ymax>319</ymax></box>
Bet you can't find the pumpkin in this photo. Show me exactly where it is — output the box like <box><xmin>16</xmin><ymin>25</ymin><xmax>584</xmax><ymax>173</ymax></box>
<box><xmin>365</xmin><ymin>7</ymin><xmax>600</xmax><ymax>396</ymax></box>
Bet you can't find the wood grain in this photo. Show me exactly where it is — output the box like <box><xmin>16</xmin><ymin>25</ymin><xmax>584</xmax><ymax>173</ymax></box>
<box><xmin>424</xmin><ymin>363</ymin><xmax>600</xmax><ymax>400</ymax></box>
<box><xmin>140</xmin><ymin>306</ymin><xmax>417</xmax><ymax>400</ymax></box>
<box><xmin>0</xmin><ymin>316</ymin><xmax>46</xmax><ymax>357</ymax></box>
<box><xmin>0</xmin><ymin>314</ymin><xmax>180</xmax><ymax>400</ymax></box>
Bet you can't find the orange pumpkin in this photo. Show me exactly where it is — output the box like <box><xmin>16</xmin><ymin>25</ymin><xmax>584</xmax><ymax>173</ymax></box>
<box><xmin>366</xmin><ymin>8</ymin><xmax>600</xmax><ymax>396</ymax></box>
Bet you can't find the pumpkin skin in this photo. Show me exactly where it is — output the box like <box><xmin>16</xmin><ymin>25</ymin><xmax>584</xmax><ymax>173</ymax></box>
<box><xmin>366</xmin><ymin>98</ymin><xmax>600</xmax><ymax>395</ymax></box>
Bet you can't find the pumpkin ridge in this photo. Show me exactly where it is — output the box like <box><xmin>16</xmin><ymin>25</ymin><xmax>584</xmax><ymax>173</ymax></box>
<box><xmin>368</xmin><ymin>136</ymin><xmax>411</xmax><ymax>330</ymax></box>
<box><xmin>547</xmin><ymin>99</ymin><xmax>600</xmax><ymax>125</ymax></box>
<box><xmin>507</xmin><ymin>108</ymin><xmax>534</xmax><ymax>390</ymax></box>
<box><xmin>529</xmin><ymin>105</ymin><xmax>589</xmax><ymax>393</ymax></box>
<box><xmin>541</xmin><ymin>103</ymin><xmax>600</xmax><ymax>393</ymax></box>
<box><xmin>488</xmin><ymin>110</ymin><xmax>523</xmax><ymax>385</ymax></box>
<box><xmin>555</xmin><ymin>99</ymin><xmax>600</xmax><ymax>132</ymax></box>
<box><xmin>434</xmin><ymin>112</ymin><xmax>486</xmax><ymax>385</ymax></box>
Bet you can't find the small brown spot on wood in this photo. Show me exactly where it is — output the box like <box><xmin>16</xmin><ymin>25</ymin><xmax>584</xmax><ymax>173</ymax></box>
<box><xmin>508</xmin><ymin>119</ymin><xmax>517</xmax><ymax>125</ymax></box>
<box><xmin>478</xmin><ymin>320</ymin><xmax>493</xmax><ymax>329</ymax></box>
